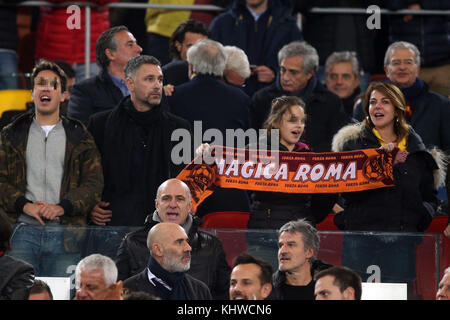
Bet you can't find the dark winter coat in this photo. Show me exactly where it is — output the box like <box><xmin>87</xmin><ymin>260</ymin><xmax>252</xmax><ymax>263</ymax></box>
<box><xmin>270</xmin><ymin>259</ymin><xmax>332</xmax><ymax>300</ymax></box>
<box><xmin>123</xmin><ymin>268</ymin><xmax>212</xmax><ymax>300</ymax></box>
<box><xmin>353</xmin><ymin>81</ymin><xmax>450</xmax><ymax>153</ymax></box>
<box><xmin>332</xmin><ymin>123</ymin><xmax>445</xmax><ymax>232</ymax></box>
<box><xmin>167</xmin><ymin>74</ymin><xmax>251</xmax><ymax>133</ymax></box>
<box><xmin>0</xmin><ymin>112</ymin><xmax>103</xmax><ymax>226</ymax></box>
<box><xmin>115</xmin><ymin>214</ymin><xmax>231</xmax><ymax>299</ymax></box>
<box><xmin>87</xmin><ymin>97</ymin><xmax>191</xmax><ymax>226</ymax></box>
<box><xmin>247</xmin><ymin>136</ymin><xmax>336</xmax><ymax>229</ymax></box>
<box><xmin>0</xmin><ymin>254</ymin><xmax>35</xmax><ymax>300</ymax></box>
<box><xmin>68</xmin><ymin>70</ymin><xmax>124</xmax><ymax>126</ymax></box>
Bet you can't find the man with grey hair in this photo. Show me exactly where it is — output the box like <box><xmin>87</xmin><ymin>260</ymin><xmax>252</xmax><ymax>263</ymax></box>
<box><xmin>223</xmin><ymin>46</ymin><xmax>251</xmax><ymax>88</ymax></box>
<box><xmin>87</xmin><ymin>55</ymin><xmax>190</xmax><ymax>227</ymax></box>
<box><xmin>68</xmin><ymin>26</ymin><xmax>143</xmax><ymax>126</ymax></box>
<box><xmin>167</xmin><ymin>39</ymin><xmax>251</xmax><ymax>217</ymax></box>
<box><xmin>325</xmin><ymin>51</ymin><xmax>361</xmax><ymax>116</ymax></box>
<box><xmin>123</xmin><ymin>222</ymin><xmax>212</xmax><ymax>300</ymax></box>
<box><xmin>251</xmin><ymin>40</ymin><xmax>349</xmax><ymax>152</ymax></box>
<box><xmin>74</xmin><ymin>254</ymin><xmax>123</xmax><ymax>300</ymax></box>
<box><xmin>115</xmin><ymin>178</ymin><xmax>231</xmax><ymax>299</ymax></box>
<box><xmin>270</xmin><ymin>218</ymin><xmax>332</xmax><ymax>300</ymax></box>
<box><xmin>436</xmin><ymin>266</ymin><xmax>450</xmax><ymax>300</ymax></box>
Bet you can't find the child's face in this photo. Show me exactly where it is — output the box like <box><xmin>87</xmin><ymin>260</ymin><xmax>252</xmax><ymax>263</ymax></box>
<box><xmin>277</xmin><ymin>105</ymin><xmax>306</xmax><ymax>151</ymax></box>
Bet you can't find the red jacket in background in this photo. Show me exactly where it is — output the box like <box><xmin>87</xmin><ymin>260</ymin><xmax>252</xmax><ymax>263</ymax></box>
<box><xmin>35</xmin><ymin>0</ymin><xmax>117</xmax><ymax>64</ymax></box>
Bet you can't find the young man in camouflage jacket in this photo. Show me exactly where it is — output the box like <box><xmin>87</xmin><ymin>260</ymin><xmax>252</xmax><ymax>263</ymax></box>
<box><xmin>0</xmin><ymin>60</ymin><xmax>103</xmax><ymax>276</ymax></box>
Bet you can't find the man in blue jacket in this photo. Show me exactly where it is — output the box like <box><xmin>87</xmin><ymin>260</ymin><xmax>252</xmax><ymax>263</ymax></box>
<box><xmin>210</xmin><ymin>0</ymin><xmax>302</xmax><ymax>97</ymax></box>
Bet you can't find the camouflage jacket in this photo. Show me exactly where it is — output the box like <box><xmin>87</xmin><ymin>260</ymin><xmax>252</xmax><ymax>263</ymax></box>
<box><xmin>0</xmin><ymin>112</ymin><xmax>103</xmax><ymax>226</ymax></box>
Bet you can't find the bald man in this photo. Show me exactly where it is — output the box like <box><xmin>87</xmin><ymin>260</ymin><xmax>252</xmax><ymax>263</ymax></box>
<box><xmin>123</xmin><ymin>222</ymin><xmax>212</xmax><ymax>300</ymax></box>
<box><xmin>116</xmin><ymin>178</ymin><xmax>230</xmax><ymax>299</ymax></box>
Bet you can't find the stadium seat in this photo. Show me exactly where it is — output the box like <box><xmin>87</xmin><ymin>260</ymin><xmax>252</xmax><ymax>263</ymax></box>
<box><xmin>199</xmin><ymin>211</ymin><xmax>250</xmax><ymax>229</ymax></box>
<box><xmin>0</xmin><ymin>89</ymin><xmax>32</xmax><ymax>118</ymax></box>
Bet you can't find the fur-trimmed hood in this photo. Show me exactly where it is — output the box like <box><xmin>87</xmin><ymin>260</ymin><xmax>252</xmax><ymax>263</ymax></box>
<box><xmin>332</xmin><ymin>122</ymin><xmax>448</xmax><ymax>189</ymax></box>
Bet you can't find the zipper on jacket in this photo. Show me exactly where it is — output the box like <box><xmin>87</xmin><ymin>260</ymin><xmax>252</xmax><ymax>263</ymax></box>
<box><xmin>44</xmin><ymin>136</ymin><xmax>47</xmax><ymax>202</ymax></box>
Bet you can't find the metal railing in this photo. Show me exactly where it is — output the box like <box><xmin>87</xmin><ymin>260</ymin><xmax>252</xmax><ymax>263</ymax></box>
<box><xmin>7</xmin><ymin>1</ymin><xmax>450</xmax><ymax>79</ymax></box>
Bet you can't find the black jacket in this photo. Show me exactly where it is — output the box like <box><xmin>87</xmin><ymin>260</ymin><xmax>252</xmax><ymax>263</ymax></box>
<box><xmin>87</xmin><ymin>97</ymin><xmax>191</xmax><ymax>226</ymax></box>
<box><xmin>270</xmin><ymin>259</ymin><xmax>332</xmax><ymax>300</ymax></box>
<box><xmin>162</xmin><ymin>60</ymin><xmax>189</xmax><ymax>86</ymax></box>
<box><xmin>251</xmin><ymin>78</ymin><xmax>349</xmax><ymax>152</ymax></box>
<box><xmin>123</xmin><ymin>268</ymin><xmax>212</xmax><ymax>300</ymax></box>
<box><xmin>68</xmin><ymin>70</ymin><xmax>124</xmax><ymax>126</ymax></box>
<box><xmin>332</xmin><ymin>123</ymin><xmax>443</xmax><ymax>232</ymax></box>
<box><xmin>247</xmin><ymin>137</ymin><xmax>336</xmax><ymax>229</ymax></box>
<box><xmin>115</xmin><ymin>214</ymin><xmax>231</xmax><ymax>299</ymax></box>
<box><xmin>0</xmin><ymin>5</ymin><xmax>18</xmax><ymax>52</ymax></box>
<box><xmin>0</xmin><ymin>254</ymin><xmax>34</xmax><ymax>300</ymax></box>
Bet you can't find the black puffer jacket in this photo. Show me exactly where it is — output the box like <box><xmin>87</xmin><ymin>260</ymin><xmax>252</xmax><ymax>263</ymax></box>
<box><xmin>0</xmin><ymin>254</ymin><xmax>34</xmax><ymax>300</ymax></box>
<box><xmin>332</xmin><ymin>123</ymin><xmax>444</xmax><ymax>232</ymax></box>
<box><xmin>115</xmin><ymin>214</ymin><xmax>231</xmax><ymax>299</ymax></box>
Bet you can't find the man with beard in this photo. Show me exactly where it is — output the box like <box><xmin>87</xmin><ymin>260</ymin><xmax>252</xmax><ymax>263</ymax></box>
<box><xmin>87</xmin><ymin>55</ymin><xmax>190</xmax><ymax>227</ymax></box>
<box><xmin>123</xmin><ymin>222</ymin><xmax>212</xmax><ymax>300</ymax></box>
<box><xmin>229</xmin><ymin>253</ymin><xmax>273</xmax><ymax>300</ymax></box>
<box><xmin>115</xmin><ymin>178</ymin><xmax>231</xmax><ymax>299</ymax></box>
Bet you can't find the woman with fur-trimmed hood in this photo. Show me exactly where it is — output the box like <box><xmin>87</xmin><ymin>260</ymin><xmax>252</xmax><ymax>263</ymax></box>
<box><xmin>332</xmin><ymin>82</ymin><xmax>446</xmax><ymax>232</ymax></box>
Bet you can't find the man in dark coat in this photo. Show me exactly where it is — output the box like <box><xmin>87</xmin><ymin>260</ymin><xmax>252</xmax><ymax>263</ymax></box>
<box><xmin>252</xmin><ymin>41</ymin><xmax>349</xmax><ymax>152</ymax></box>
<box><xmin>168</xmin><ymin>38</ymin><xmax>251</xmax><ymax>216</ymax></box>
<box><xmin>0</xmin><ymin>208</ymin><xmax>34</xmax><ymax>300</ymax></box>
<box><xmin>68</xmin><ymin>26</ymin><xmax>143</xmax><ymax>126</ymax></box>
<box><xmin>88</xmin><ymin>55</ymin><xmax>191</xmax><ymax>227</ymax></box>
<box><xmin>123</xmin><ymin>222</ymin><xmax>212</xmax><ymax>300</ymax></box>
<box><xmin>210</xmin><ymin>0</ymin><xmax>303</xmax><ymax>97</ymax></box>
<box><xmin>270</xmin><ymin>219</ymin><xmax>332</xmax><ymax>300</ymax></box>
<box><xmin>163</xmin><ymin>19</ymin><xmax>210</xmax><ymax>87</ymax></box>
<box><xmin>116</xmin><ymin>178</ymin><xmax>231</xmax><ymax>299</ymax></box>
